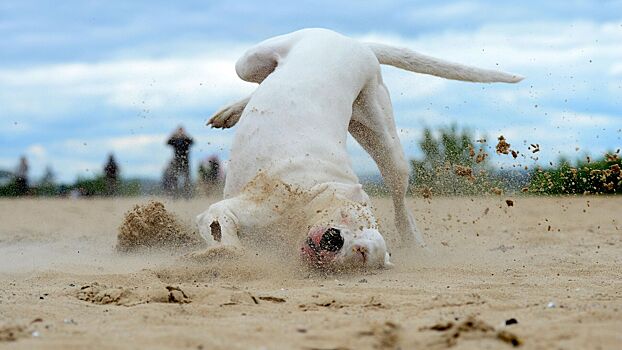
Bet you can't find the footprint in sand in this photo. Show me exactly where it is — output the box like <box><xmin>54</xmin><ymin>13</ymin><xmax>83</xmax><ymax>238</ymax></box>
<box><xmin>75</xmin><ymin>282</ymin><xmax>191</xmax><ymax>306</ymax></box>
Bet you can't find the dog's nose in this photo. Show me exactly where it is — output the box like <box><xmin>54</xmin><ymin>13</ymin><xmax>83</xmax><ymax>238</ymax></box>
<box><xmin>319</xmin><ymin>228</ymin><xmax>343</xmax><ymax>252</ymax></box>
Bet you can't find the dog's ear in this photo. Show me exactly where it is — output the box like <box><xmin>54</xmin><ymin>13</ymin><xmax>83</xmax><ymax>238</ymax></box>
<box><xmin>346</xmin><ymin>184</ymin><xmax>367</xmax><ymax>203</ymax></box>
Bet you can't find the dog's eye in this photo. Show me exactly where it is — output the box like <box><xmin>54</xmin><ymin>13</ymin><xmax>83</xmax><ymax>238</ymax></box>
<box><xmin>319</xmin><ymin>228</ymin><xmax>344</xmax><ymax>252</ymax></box>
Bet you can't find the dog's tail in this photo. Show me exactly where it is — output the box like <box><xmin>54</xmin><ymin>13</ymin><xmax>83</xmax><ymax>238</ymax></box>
<box><xmin>366</xmin><ymin>42</ymin><xmax>523</xmax><ymax>83</ymax></box>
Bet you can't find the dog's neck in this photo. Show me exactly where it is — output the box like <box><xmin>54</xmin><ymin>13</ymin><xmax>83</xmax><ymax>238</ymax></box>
<box><xmin>238</xmin><ymin>172</ymin><xmax>378</xmax><ymax>237</ymax></box>
<box><xmin>305</xmin><ymin>182</ymin><xmax>378</xmax><ymax>231</ymax></box>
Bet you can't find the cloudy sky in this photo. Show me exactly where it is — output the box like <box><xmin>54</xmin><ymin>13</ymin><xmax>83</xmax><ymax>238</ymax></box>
<box><xmin>1</xmin><ymin>0</ymin><xmax>621</xmax><ymax>182</ymax></box>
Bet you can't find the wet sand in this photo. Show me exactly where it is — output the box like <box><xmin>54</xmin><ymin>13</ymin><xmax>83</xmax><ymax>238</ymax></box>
<box><xmin>0</xmin><ymin>196</ymin><xmax>620</xmax><ymax>349</ymax></box>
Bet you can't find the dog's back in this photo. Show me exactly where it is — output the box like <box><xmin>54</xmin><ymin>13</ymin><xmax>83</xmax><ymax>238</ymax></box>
<box><xmin>225</xmin><ymin>29</ymin><xmax>378</xmax><ymax>196</ymax></box>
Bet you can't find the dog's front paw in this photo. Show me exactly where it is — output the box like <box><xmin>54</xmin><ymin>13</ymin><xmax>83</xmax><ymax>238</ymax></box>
<box><xmin>182</xmin><ymin>245</ymin><xmax>245</xmax><ymax>263</ymax></box>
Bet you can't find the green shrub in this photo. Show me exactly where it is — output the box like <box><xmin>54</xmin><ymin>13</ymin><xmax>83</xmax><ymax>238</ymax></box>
<box><xmin>529</xmin><ymin>154</ymin><xmax>621</xmax><ymax>195</ymax></box>
<box><xmin>409</xmin><ymin>125</ymin><xmax>501</xmax><ymax>196</ymax></box>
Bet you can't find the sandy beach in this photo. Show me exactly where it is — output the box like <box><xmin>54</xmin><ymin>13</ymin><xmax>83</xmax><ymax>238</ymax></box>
<box><xmin>0</xmin><ymin>196</ymin><xmax>620</xmax><ymax>349</ymax></box>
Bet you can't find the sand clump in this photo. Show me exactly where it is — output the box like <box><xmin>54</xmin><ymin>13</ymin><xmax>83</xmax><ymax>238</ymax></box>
<box><xmin>165</xmin><ymin>286</ymin><xmax>191</xmax><ymax>304</ymax></box>
<box><xmin>454</xmin><ymin>165</ymin><xmax>475</xmax><ymax>181</ymax></box>
<box><xmin>421</xmin><ymin>187</ymin><xmax>432</xmax><ymax>199</ymax></box>
<box><xmin>475</xmin><ymin>149</ymin><xmax>488</xmax><ymax>163</ymax></box>
<box><xmin>116</xmin><ymin>201</ymin><xmax>203</xmax><ymax>252</ymax></box>
<box><xmin>424</xmin><ymin>316</ymin><xmax>522</xmax><ymax>347</ymax></box>
<box><xmin>76</xmin><ymin>282</ymin><xmax>135</xmax><ymax>305</ymax></box>
<box><xmin>360</xmin><ymin>321</ymin><xmax>402</xmax><ymax>350</ymax></box>
<box><xmin>491</xmin><ymin>187</ymin><xmax>503</xmax><ymax>195</ymax></box>
<box><xmin>0</xmin><ymin>324</ymin><xmax>28</xmax><ymax>342</ymax></box>
<box><xmin>496</xmin><ymin>135</ymin><xmax>511</xmax><ymax>155</ymax></box>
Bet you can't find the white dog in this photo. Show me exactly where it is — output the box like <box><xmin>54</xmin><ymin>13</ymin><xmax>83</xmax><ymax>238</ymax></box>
<box><xmin>196</xmin><ymin>28</ymin><xmax>522</xmax><ymax>269</ymax></box>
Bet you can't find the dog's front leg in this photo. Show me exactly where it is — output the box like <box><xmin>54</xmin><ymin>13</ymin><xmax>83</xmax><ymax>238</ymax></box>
<box><xmin>195</xmin><ymin>198</ymin><xmax>248</xmax><ymax>246</ymax></box>
<box><xmin>184</xmin><ymin>198</ymin><xmax>252</xmax><ymax>262</ymax></box>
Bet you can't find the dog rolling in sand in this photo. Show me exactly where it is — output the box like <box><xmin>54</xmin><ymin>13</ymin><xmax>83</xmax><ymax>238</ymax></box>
<box><xmin>195</xmin><ymin>28</ymin><xmax>522</xmax><ymax>269</ymax></box>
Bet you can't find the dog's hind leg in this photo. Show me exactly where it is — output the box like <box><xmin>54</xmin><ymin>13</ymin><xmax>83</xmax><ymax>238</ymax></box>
<box><xmin>208</xmin><ymin>95</ymin><xmax>251</xmax><ymax>129</ymax></box>
<box><xmin>207</xmin><ymin>32</ymin><xmax>302</xmax><ymax>128</ymax></box>
<box><xmin>349</xmin><ymin>76</ymin><xmax>425</xmax><ymax>248</ymax></box>
<box><xmin>210</xmin><ymin>31</ymin><xmax>316</xmax><ymax>129</ymax></box>
<box><xmin>235</xmin><ymin>31</ymin><xmax>302</xmax><ymax>83</ymax></box>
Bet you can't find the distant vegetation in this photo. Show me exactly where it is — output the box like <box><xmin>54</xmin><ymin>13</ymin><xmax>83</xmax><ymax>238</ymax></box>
<box><xmin>529</xmin><ymin>154</ymin><xmax>621</xmax><ymax>195</ymax></box>
<box><xmin>1</xmin><ymin>127</ymin><xmax>619</xmax><ymax>198</ymax></box>
<box><xmin>70</xmin><ymin>176</ymin><xmax>142</xmax><ymax>196</ymax></box>
<box><xmin>408</xmin><ymin>125</ymin><xmax>506</xmax><ymax>196</ymax></box>
<box><xmin>407</xmin><ymin>125</ymin><xmax>620</xmax><ymax>197</ymax></box>
<box><xmin>0</xmin><ymin>174</ymin><xmax>146</xmax><ymax>197</ymax></box>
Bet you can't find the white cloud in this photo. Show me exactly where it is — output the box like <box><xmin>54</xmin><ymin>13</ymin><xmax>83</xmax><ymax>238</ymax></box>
<box><xmin>22</xmin><ymin>131</ymin><xmax>235</xmax><ymax>182</ymax></box>
<box><xmin>3</xmin><ymin>19</ymin><xmax>618</xmax><ymax>122</ymax></box>
<box><xmin>548</xmin><ymin>111</ymin><xmax>618</xmax><ymax>126</ymax></box>
<box><xmin>382</xmin><ymin>67</ymin><xmax>448</xmax><ymax>100</ymax></box>
<box><xmin>26</xmin><ymin>144</ymin><xmax>47</xmax><ymax>160</ymax></box>
<box><xmin>106</xmin><ymin>134</ymin><xmax>165</xmax><ymax>151</ymax></box>
<box><xmin>496</xmin><ymin>125</ymin><xmax>567</xmax><ymax>145</ymax></box>
<box><xmin>358</xmin><ymin>20</ymin><xmax>622</xmax><ymax>78</ymax></box>
<box><xmin>0</xmin><ymin>53</ymin><xmax>255</xmax><ymax>119</ymax></box>
<box><xmin>401</xmin><ymin>2</ymin><xmax>482</xmax><ymax>24</ymax></box>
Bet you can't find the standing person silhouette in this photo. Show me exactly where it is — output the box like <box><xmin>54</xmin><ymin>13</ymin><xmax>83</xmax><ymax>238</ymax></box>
<box><xmin>166</xmin><ymin>126</ymin><xmax>194</xmax><ymax>198</ymax></box>
<box><xmin>14</xmin><ymin>156</ymin><xmax>29</xmax><ymax>196</ymax></box>
<box><xmin>198</xmin><ymin>155</ymin><xmax>221</xmax><ymax>195</ymax></box>
<box><xmin>161</xmin><ymin>160</ymin><xmax>176</xmax><ymax>196</ymax></box>
<box><xmin>104</xmin><ymin>153</ymin><xmax>119</xmax><ymax>196</ymax></box>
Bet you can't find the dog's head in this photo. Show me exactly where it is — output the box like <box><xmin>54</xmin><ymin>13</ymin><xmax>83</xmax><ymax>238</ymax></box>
<box><xmin>300</xmin><ymin>224</ymin><xmax>392</xmax><ymax>270</ymax></box>
<box><xmin>299</xmin><ymin>183</ymin><xmax>392</xmax><ymax>270</ymax></box>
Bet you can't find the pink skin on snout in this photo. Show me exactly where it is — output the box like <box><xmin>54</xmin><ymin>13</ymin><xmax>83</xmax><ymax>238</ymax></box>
<box><xmin>300</xmin><ymin>226</ymin><xmax>338</xmax><ymax>266</ymax></box>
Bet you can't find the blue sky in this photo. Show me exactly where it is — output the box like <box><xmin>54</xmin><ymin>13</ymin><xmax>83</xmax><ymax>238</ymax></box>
<box><xmin>1</xmin><ymin>0</ymin><xmax>621</xmax><ymax>182</ymax></box>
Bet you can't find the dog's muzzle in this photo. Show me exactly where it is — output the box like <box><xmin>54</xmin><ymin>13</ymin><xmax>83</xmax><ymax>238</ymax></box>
<box><xmin>302</xmin><ymin>227</ymin><xmax>344</xmax><ymax>266</ymax></box>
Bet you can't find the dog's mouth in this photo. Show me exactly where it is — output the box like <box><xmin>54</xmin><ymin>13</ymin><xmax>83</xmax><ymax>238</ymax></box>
<box><xmin>300</xmin><ymin>227</ymin><xmax>344</xmax><ymax>267</ymax></box>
